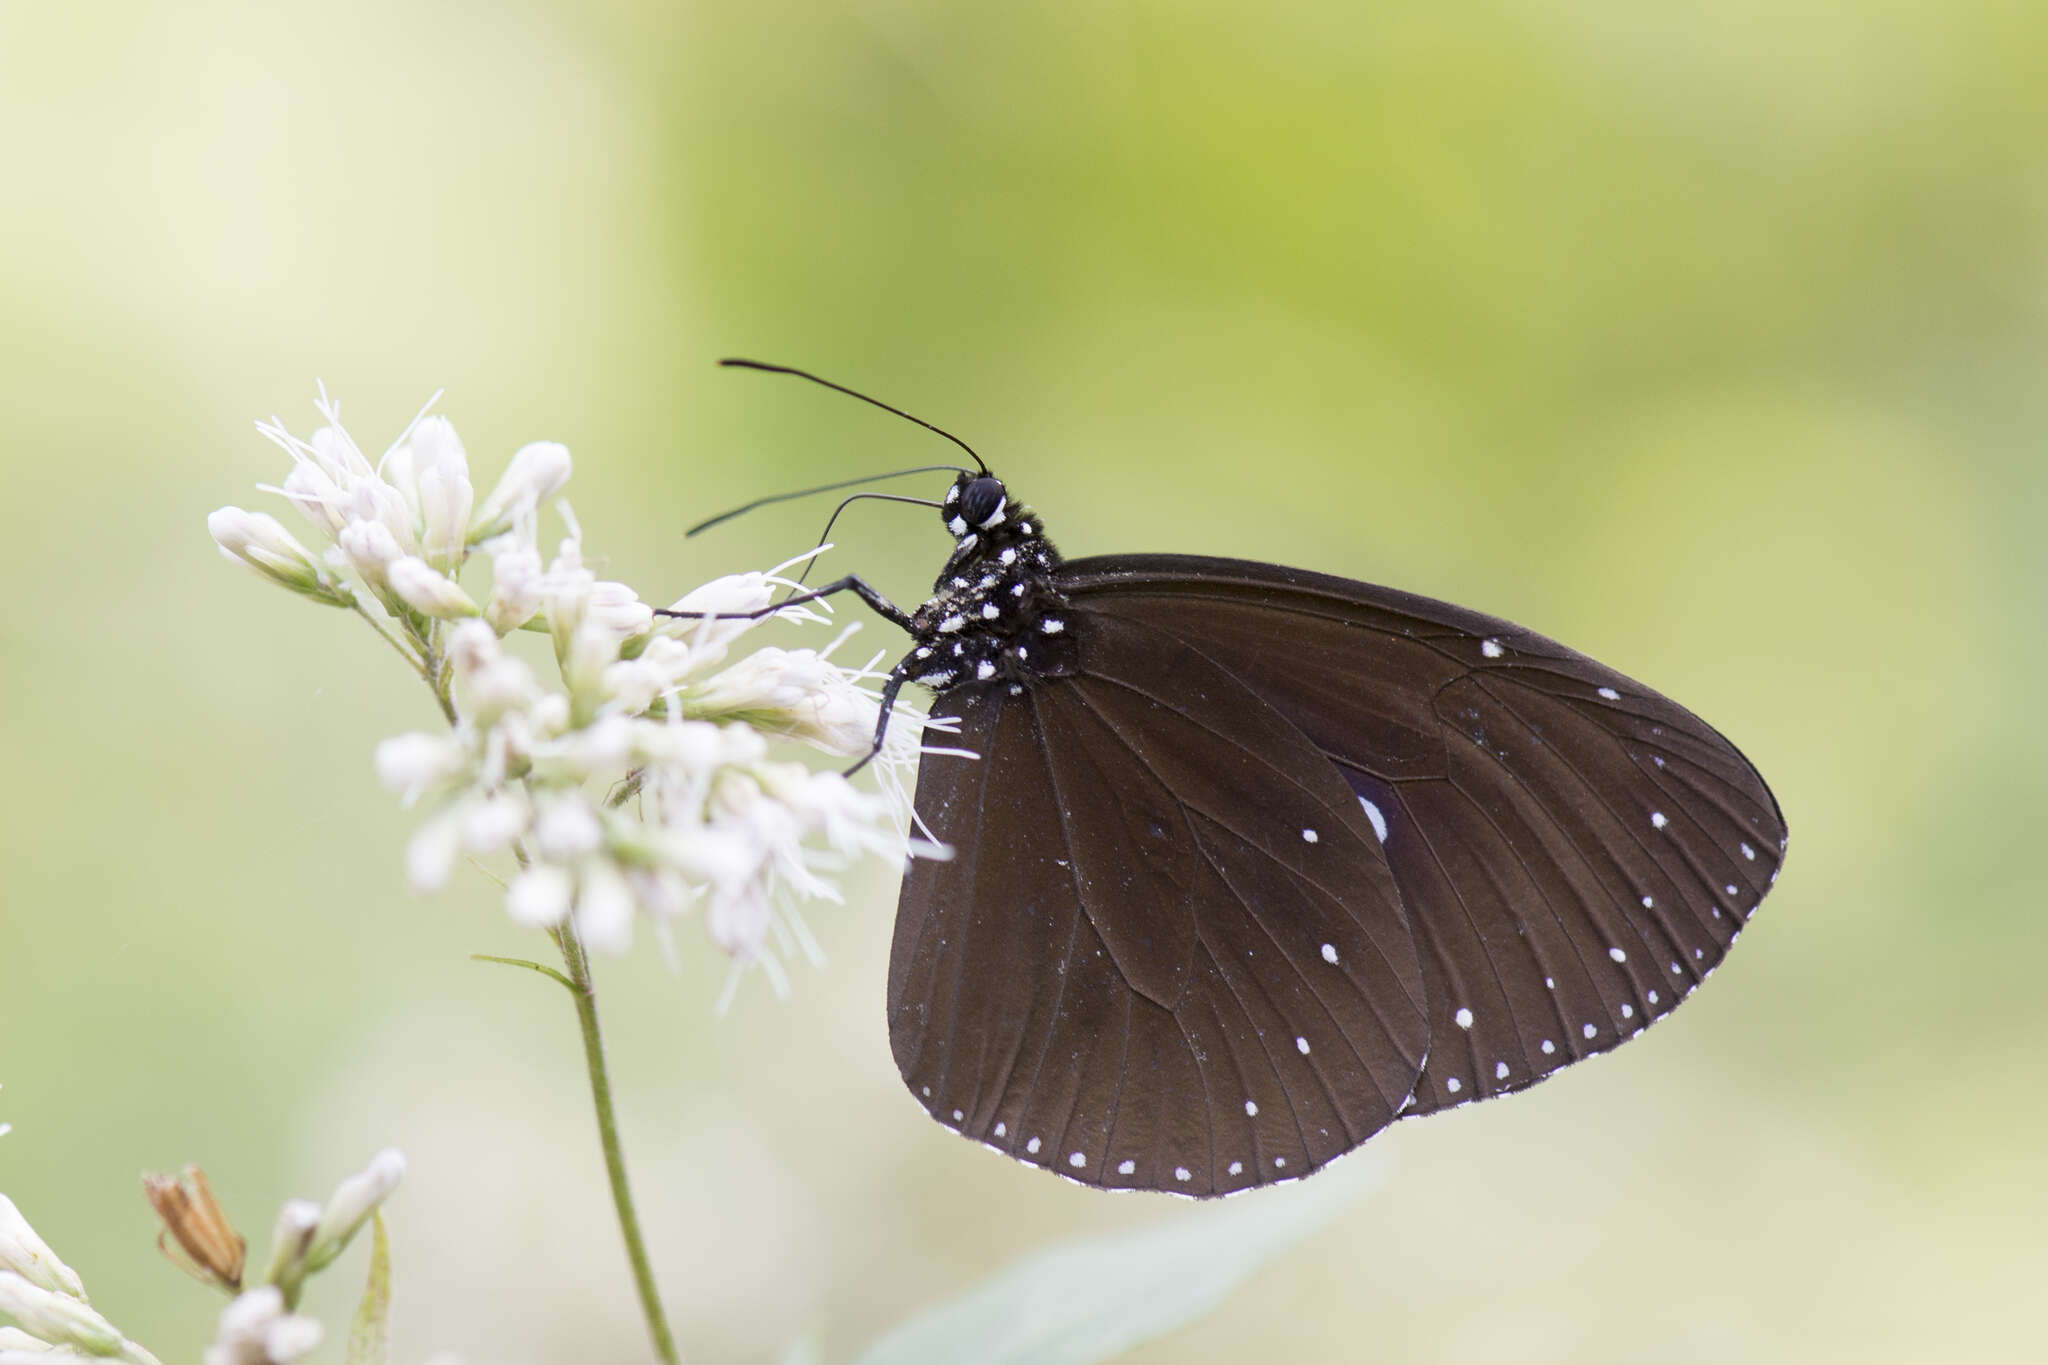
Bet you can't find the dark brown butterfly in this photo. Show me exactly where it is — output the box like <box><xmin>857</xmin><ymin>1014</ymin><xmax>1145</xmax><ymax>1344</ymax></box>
<box><xmin>683</xmin><ymin>362</ymin><xmax>1787</xmax><ymax>1198</ymax></box>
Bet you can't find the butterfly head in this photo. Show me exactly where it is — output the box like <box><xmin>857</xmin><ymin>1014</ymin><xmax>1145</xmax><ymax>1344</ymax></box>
<box><xmin>944</xmin><ymin>474</ymin><xmax>1012</xmax><ymax>538</ymax></box>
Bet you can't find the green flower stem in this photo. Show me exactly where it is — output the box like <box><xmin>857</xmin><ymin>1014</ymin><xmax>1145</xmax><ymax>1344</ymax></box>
<box><xmin>550</xmin><ymin>922</ymin><xmax>682</xmax><ymax>1365</ymax></box>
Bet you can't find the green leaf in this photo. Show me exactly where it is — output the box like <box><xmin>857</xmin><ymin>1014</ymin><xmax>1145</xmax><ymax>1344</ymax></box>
<box><xmin>345</xmin><ymin>1212</ymin><xmax>392</xmax><ymax>1365</ymax></box>
<box><xmin>852</xmin><ymin>1154</ymin><xmax>1387</xmax><ymax>1365</ymax></box>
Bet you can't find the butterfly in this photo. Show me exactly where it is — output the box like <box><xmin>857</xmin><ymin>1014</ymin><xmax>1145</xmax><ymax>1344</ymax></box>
<box><xmin>688</xmin><ymin>362</ymin><xmax>1787</xmax><ymax>1198</ymax></box>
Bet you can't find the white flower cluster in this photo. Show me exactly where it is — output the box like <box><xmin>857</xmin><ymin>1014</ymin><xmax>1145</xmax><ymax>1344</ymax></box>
<box><xmin>210</xmin><ymin>389</ymin><xmax>935</xmax><ymax>982</ymax></box>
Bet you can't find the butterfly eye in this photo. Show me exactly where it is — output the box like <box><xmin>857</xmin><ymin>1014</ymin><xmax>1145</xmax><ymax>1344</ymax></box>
<box><xmin>958</xmin><ymin>477</ymin><xmax>1007</xmax><ymax>530</ymax></box>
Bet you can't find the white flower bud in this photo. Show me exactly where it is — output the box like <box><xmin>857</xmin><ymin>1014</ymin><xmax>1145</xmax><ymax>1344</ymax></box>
<box><xmin>265</xmin><ymin>1315</ymin><xmax>324</xmax><ymax>1362</ymax></box>
<box><xmin>407</xmin><ymin>417</ymin><xmax>474</xmax><ymax>568</ymax></box>
<box><xmin>576</xmin><ymin>860</ymin><xmax>637</xmax><ymax>954</ymax></box>
<box><xmin>506</xmin><ymin>864</ymin><xmax>574</xmax><ymax>927</ymax></box>
<box><xmin>631</xmin><ymin>717</ymin><xmax>728</xmax><ymax>771</ymax></box>
<box><xmin>276</xmin><ymin>462</ymin><xmax>351</xmax><ymax>541</ymax></box>
<box><xmin>304</xmin><ymin>1149</ymin><xmax>404</xmax><ymax>1274</ymax></box>
<box><xmin>657</xmin><ymin>572</ymin><xmax>774</xmax><ymax>659</ymax></box>
<box><xmin>403</xmin><ymin>814</ymin><xmax>461</xmax><ymax>893</ymax></box>
<box><xmin>0</xmin><ymin>1196</ymin><xmax>85</xmax><ymax>1301</ymax></box>
<box><xmin>529</xmin><ymin>692</ymin><xmax>571</xmax><ymax>737</ymax></box>
<box><xmin>528</xmin><ymin>714</ymin><xmax>636</xmax><ymax>784</ymax></box>
<box><xmin>532</xmin><ymin>796</ymin><xmax>603</xmax><ymax>861</ymax></box>
<box><xmin>204</xmin><ymin>1286</ymin><xmax>322</xmax><ymax>1365</ymax></box>
<box><xmin>586</xmin><ymin>581</ymin><xmax>653</xmax><ymax>639</ymax></box>
<box><xmin>470</xmin><ymin>441</ymin><xmax>572</xmax><ymax>542</ymax></box>
<box><xmin>0</xmin><ymin>1271</ymin><xmax>124</xmax><ymax>1355</ymax></box>
<box><xmin>483</xmin><ymin>543</ymin><xmax>544</xmax><ymax>635</ymax></box>
<box><xmin>667</xmin><ymin>571</ymin><xmax>774</xmax><ymax>619</ymax></box>
<box><xmin>207</xmin><ymin>507</ymin><xmax>351</xmax><ymax>606</ymax></box>
<box><xmin>562</xmin><ymin>620</ymin><xmax>624</xmax><ymax>702</ymax></box>
<box><xmin>346</xmin><ymin>474</ymin><xmax>420</xmax><ymax>559</ymax></box>
<box><xmin>602</xmin><ymin>655</ymin><xmax>672</xmax><ymax>718</ymax></box>
<box><xmin>386</xmin><ymin>556</ymin><xmax>481</xmax><ymax>620</ymax></box>
<box><xmin>257</xmin><ymin>1200</ymin><xmax>319</xmax><ymax>1292</ymax></box>
<box><xmin>459</xmin><ymin>792</ymin><xmax>530</xmax><ymax>854</ymax></box>
<box><xmin>336</xmin><ymin>519</ymin><xmax>406</xmax><ymax>589</ymax></box>
<box><xmin>373</xmin><ymin>732</ymin><xmax>467</xmax><ymax>801</ymax></box>
<box><xmin>447</xmin><ymin>620</ymin><xmax>541</xmax><ymax>725</ymax></box>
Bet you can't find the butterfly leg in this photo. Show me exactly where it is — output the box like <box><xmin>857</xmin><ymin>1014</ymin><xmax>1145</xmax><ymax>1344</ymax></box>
<box><xmin>842</xmin><ymin>663</ymin><xmax>913</xmax><ymax>778</ymax></box>
<box><xmin>655</xmin><ymin>574</ymin><xmax>915</xmax><ymax>630</ymax></box>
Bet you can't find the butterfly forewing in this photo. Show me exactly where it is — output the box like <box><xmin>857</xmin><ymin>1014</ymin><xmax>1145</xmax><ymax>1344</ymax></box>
<box><xmin>1058</xmin><ymin>554</ymin><xmax>1787</xmax><ymax>1118</ymax></box>
<box><xmin>890</xmin><ymin>612</ymin><xmax>1429</xmax><ymax>1194</ymax></box>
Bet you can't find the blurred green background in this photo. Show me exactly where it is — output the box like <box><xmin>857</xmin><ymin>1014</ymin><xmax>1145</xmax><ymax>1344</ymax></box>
<box><xmin>3</xmin><ymin>1</ymin><xmax>2044</xmax><ymax>1360</ymax></box>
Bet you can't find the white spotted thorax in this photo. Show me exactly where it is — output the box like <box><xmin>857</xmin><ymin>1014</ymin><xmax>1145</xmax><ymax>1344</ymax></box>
<box><xmin>904</xmin><ymin>474</ymin><xmax>1079</xmax><ymax>696</ymax></box>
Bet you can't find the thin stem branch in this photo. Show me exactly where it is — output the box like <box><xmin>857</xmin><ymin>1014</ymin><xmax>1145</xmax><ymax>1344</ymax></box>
<box><xmin>551</xmin><ymin>922</ymin><xmax>682</xmax><ymax>1365</ymax></box>
<box><xmin>349</xmin><ymin>600</ymin><xmax>423</xmax><ymax>668</ymax></box>
<box><xmin>469</xmin><ymin>953</ymin><xmax>577</xmax><ymax>993</ymax></box>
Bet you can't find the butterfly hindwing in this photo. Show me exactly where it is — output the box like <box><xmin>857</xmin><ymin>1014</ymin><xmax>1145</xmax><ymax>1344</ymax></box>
<box><xmin>889</xmin><ymin>611</ymin><xmax>1429</xmax><ymax>1194</ymax></box>
<box><xmin>1058</xmin><ymin>554</ymin><xmax>1787</xmax><ymax>1117</ymax></box>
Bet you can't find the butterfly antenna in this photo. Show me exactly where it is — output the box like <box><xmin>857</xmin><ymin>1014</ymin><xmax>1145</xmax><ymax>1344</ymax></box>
<box><xmin>720</xmin><ymin>358</ymin><xmax>992</xmax><ymax>477</ymax></box>
<box><xmin>688</xmin><ymin>465</ymin><xmax>966</xmax><ymax>537</ymax></box>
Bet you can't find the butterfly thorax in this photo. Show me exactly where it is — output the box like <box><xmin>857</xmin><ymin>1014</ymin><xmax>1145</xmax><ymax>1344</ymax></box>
<box><xmin>903</xmin><ymin>474</ymin><xmax>1078</xmax><ymax>695</ymax></box>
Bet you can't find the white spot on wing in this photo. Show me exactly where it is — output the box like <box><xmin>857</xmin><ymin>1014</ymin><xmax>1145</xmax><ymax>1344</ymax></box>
<box><xmin>1359</xmin><ymin>797</ymin><xmax>1388</xmax><ymax>843</ymax></box>
<box><xmin>1069</xmin><ymin>1151</ymin><xmax>1086</xmax><ymax>1168</ymax></box>
<box><xmin>1296</xmin><ymin>1036</ymin><xmax>1310</xmax><ymax>1054</ymax></box>
<box><xmin>981</xmin><ymin>603</ymin><xmax>1000</xmax><ymax>619</ymax></box>
<box><xmin>994</xmin><ymin>1122</ymin><xmax>1006</xmax><ymax>1138</ymax></box>
<box><xmin>1608</xmin><ymin>946</ymin><xmax>1627</xmax><ymax>963</ymax></box>
<box><xmin>1228</xmin><ymin>1160</ymin><xmax>1243</xmax><ymax>1176</ymax></box>
<box><xmin>1026</xmin><ymin>1137</ymin><xmax>1041</xmax><ymax>1154</ymax></box>
<box><xmin>1301</xmin><ymin>827</ymin><xmax>1318</xmax><ymax>843</ymax></box>
<box><xmin>1481</xmin><ymin>638</ymin><xmax>1504</xmax><ymax>658</ymax></box>
<box><xmin>1117</xmin><ymin>1158</ymin><xmax>1135</xmax><ymax>1176</ymax></box>
<box><xmin>1540</xmin><ymin>1039</ymin><xmax>1555</xmax><ymax>1054</ymax></box>
<box><xmin>1454</xmin><ymin>1007</ymin><xmax>1474</xmax><ymax>1029</ymax></box>
<box><xmin>1321</xmin><ymin>943</ymin><xmax>1339</xmax><ymax>964</ymax></box>
<box><xmin>952</xmin><ymin>1109</ymin><xmax>963</xmax><ymax>1122</ymax></box>
<box><xmin>1582</xmin><ymin>1023</ymin><xmax>1598</xmax><ymax>1039</ymax></box>
<box><xmin>1597</xmin><ymin>686</ymin><xmax>1620</xmax><ymax>700</ymax></box>
<box><xmin>1175</xmin><ymin>1166</ymin><xmax>1192</xmax><ymax>1182</ymax></box>
<box><xmin>1244</xmin><ymin>1099</ymin><xmax>1259</xmax><ymax>1117</ymax></box>
<box><xmin>1040</xmin><ymin>618</ymin><xmax>1066</xmax><ymax>635</ymax></box>
<box><xmin>1741</xmin><ymin>842</ymin><xmax>1756</xmax><ymax>860</ymax></box>
<box><xmin>1445</xmin><ymin>1076</ymin><xmax>1462</xmax><ymax>1094</ymax></box>
<box><xmin>975</xmin><ymin>660</ymin><xmax>995</xmax><ymax>680</ymax></box>
<box><xmin>1495</xmin><ymin>1061</ymin><xmax>1509</xmax><ymax>1080</ymax></box>
<box><xmin>1651</xmin><ymin>811</ymin><xmax>1669</xmax><ymax>829</ymax></box>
